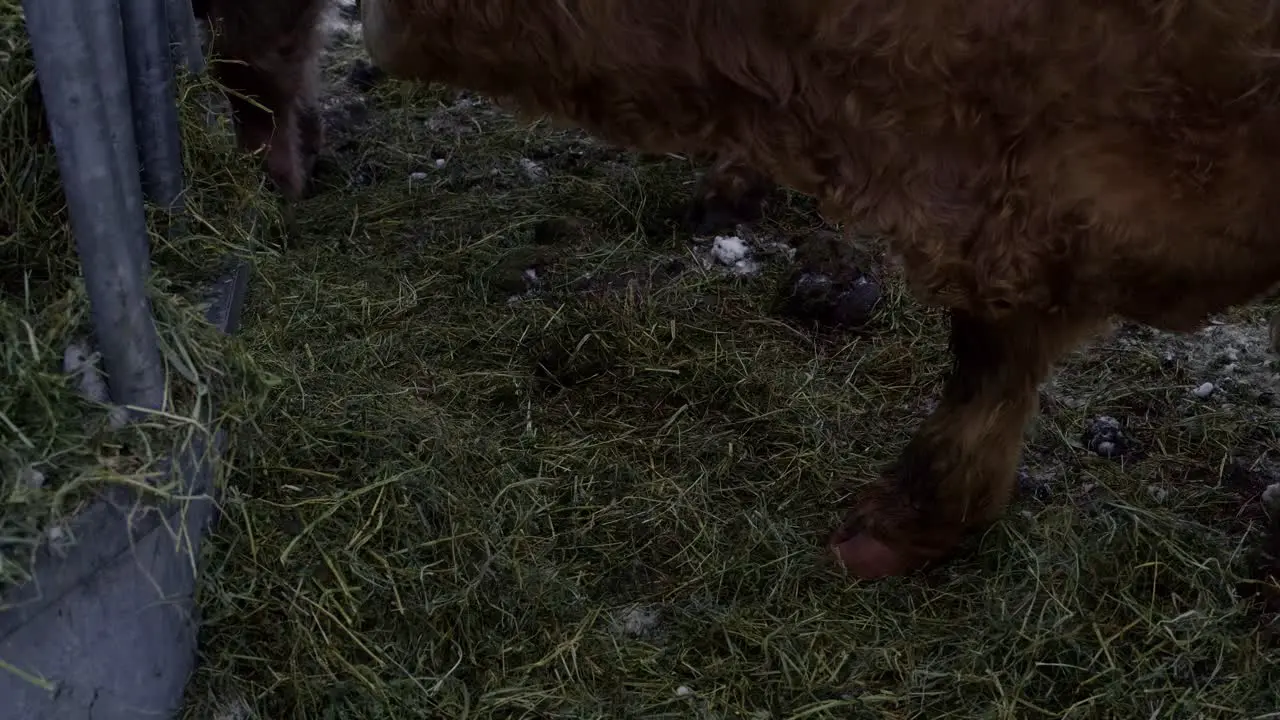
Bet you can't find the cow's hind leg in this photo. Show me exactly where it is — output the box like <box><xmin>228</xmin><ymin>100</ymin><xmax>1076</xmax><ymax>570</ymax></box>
<box><xmin>215</xmin><ymin>58</ymin><xmax>306</xmax><ymax>199</ymax></box>
<box><xmin>830</xmin><ymin>308</ymin><xmax>1103</xmax><ymax>578</ymax></box>
<box><xmin>205</xmin><ymin>4</ymin><xmax>326</xmax><ymax>201</ymax></box>
<box><xmin>294</xmin><ymin>51</ymin><xmax>324</xmax><ymax>186</ymax></box>
<box><xmin>684</xmin><ymin>157</ymin><xmax>777</xmax><ymax>235</ymax></box>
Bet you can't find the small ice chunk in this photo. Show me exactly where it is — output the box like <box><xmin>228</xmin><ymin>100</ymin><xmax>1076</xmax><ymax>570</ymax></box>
<box><xmin>1263</xmin><ymin>482</ymin><xmax>1280</xmax><ymax>512</ymax></box>
<box><xmin>1192</xmin><ymin>382</ymin><xmax>1215</xmax><ymax>398</ymax></box>
<box><xmin>676</xmin><ymin>685</ymin><xmax>693</xmax><ymax>697</ymax></box>
<box><xmin>620</xmin><ymin>606</ymin><xmax>660</xmax><ymax>636</ymax></box>
<box><xmin>20</xmin><ymin>466</ymin><xmax>45</xmax><ymax>489</ymax></box>
<box><xmin>409</xmin><ymin>171</ymin><xmax>428</xmax><ymax>182</ymax></box>
<box><xmin>519</xmin><ymin>158</ymin><xmax>547</xmax><ymax>182</ymax></box>
<box><xmin>711</xmin><ymin>235</ymin><xmax>749</xmax><ymax>265</ymax></box>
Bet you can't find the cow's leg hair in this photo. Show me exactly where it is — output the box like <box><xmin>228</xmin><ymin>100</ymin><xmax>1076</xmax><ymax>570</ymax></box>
<box><xmin>684</xmin><ymin>157</ymin><xmax>776</xmax><ymax>235</ymax></box>
<box><xmin>214</xmin><ymin>60</ymin><xmax>303</xmax><ymax>199</ymax></box>
<box><xmin>293</xmin><ymin>49</ymin><xmax>324</xmax><ymax>187</ymax></box>
<box><xmin>830</xmin><ymin>307</ymin><xmax>1103</xmax><ymax>578</ymax></box>
<box><xmin>209</xmin><ymin>31</ymin><xmax>321</xmax><ymax>201</ymax></box>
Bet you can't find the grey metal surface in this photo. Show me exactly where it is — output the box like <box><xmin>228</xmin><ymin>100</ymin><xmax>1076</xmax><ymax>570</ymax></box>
<box><xmin>202</xmin><ymin>259</ymin><xmax>252</xmax><ymax>336</ymax></box>
<box><xmin>0</xmin><ymin>436</ymin><xmax>224</xmax><ymax>720</ymax></box>
<box><xmin>84</xmin><ymin>0</ymin><xmax>152</xmax><ymax>279</ymax></box>
<box><xmin>166</xmin><ymin>0</ymin><xmax>207</xmax><ymax>74</ymax></box>
<box><xmin>121</xmin><ymin>0</ymin><xmax>185</xmax><ymax>210</ymax></box>
<box><xmin>0</xmin><ymin>261</ymin><xmax>251</xmax><ymax>720</ymax></box>
<box><xmin>24</xmin><ymin>0</ymin><xmax>167</xmax><ymax>414</ymax></box>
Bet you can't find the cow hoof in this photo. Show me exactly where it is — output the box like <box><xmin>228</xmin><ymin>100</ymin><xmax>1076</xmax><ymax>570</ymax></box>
<box><xmin>827</xmin><ymin>500</ymin><xmax>948</xmax><ymax>580</ymax></box>
<box><xmin>827</xmin><ymin>530</ymin><xmax>922</xmax><ymax>580</ymax></box>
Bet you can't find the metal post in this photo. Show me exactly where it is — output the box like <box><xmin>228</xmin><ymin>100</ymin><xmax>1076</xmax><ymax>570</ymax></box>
<box><xmin>83</xmin><ymin>0</ymin><xmax>152</xmax><ymax>277</ymax></box>
<box><xmin>166</xmin><ymin>0</ymin><xmax>207</xmax><ymax>74</ymax></box>
<box><xmin>121</xmin><ymin>0</ymin><xmax>186</xmax><ymax>210</ymax></box>
<box><xmin>23</xmin><ymin>0</ymin><xmax>167</xmax><ymax>413</ymax></box>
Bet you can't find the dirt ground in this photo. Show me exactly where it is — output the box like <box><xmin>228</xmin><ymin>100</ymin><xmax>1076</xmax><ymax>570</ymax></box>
<box><xmin>182</xmin><ymin>4</ymin><xmax>1280</xmax><ymax>718</ymax></box>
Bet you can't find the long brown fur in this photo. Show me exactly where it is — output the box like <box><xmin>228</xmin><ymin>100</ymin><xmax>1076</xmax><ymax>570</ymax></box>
<box><xmin>195</xmin><ymin>0</ymin><xmax>331</xmax><ymax>200</ymax></box>
<box><xmin>363</xmin><ymin>0</ymin><xmax>1280</xmax><ymax>578</ymax></box>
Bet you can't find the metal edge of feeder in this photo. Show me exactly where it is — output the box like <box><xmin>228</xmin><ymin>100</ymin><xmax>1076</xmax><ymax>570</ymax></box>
<box><xmin>0</xmin><ymin>0</ymin><xmax>253</xmax><ymax>715</ymax></box>
<box><xmin>0</xmin><ymin>261</ymin><xmax>251</xmax><ymax>720</ymax></box>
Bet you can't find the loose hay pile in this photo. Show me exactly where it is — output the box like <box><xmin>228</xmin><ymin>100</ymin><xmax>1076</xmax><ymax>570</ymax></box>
<box><xmin>181</xmin><ymin>19</ymin><xmax>1280</xmax><ymax>719</ymax></box>
<box><xmin>0</xmin><ymin>2</ymin><xmax>275</xmax><ymax>594</ymax></box>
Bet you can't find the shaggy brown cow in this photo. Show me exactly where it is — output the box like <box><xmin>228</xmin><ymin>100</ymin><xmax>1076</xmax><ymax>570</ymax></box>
<box><xmin>194</xmin><ymin>0</ymin><xmax>331</xmax><ymax>200</ymax></box>
<box><xmin>361</xmin><ymin>0</ymin><xmax>1280</xmax><ymax>580</ymax></box>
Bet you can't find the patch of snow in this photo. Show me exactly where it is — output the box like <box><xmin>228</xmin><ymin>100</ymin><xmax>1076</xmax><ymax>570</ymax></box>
<box><xmin>505</xmin><ymin>269</ymin><xmax>543</xmax><ymax>305</ymax></box>
<box><xmin>64</xmin><ymin>342</ymin><xmax>107</xmax><ymax>403</ymax></box>
<box><xmin>793</xmin><ymin>272</ymin><xmax>832</xmax><ymax>291</ymax></box>
<box><xmin>409</xmin><ymin>171</ymin><xmax>428</xmax><ymax>182</ymax></box>
<box><xmin>434</xmin><ymin>158</ymin><xmax>447</xmax><ymax>168</ymax></box>
<box><xmin>762</xmin><ymin>239</ymin><xmax>797</xmax><ymax>262</ymax></box>
<box><xmin>211</xmin><ymin>693</ymin><xmax>252</xmax><ymax>720</ymax></box>
<box><xmin>1090</xmin><ymin>412</ymin><xmax>1121</xmax><ymax>427</ymax></box>
<box><xmin>705</xmin><ymin>235</ymin><xmax>761</xmax><ymax>275</ymax></box>
<box><xmin>63</xmin><ymin>341</ymin><xmax>128</xmax><ymax>429</ymax></box>
<box><xmin>519</xmin><ymin>158</ymin><xmax>547</xmax><ymax>182</ymax></box>
<box><xmin>1017</xmin><ymin>465</ymin><xmax>1055</xmax><ymax>502</ymax></box>
<box><xmin>618</xmin><ymin>605</ymin><xmax>661</xmax><ymax>637</ymax></box>
<box><xmin>1263</xmin><ymin>482</ymin><xmax>1280</xmax><ymax>513</ymax></box>
<box><xmin>424</xmin><ymin>97</ymin><xmax>489</xmax><ymax>135</ymax></box>
<box><xmin>20</xmin><ymin>466</ymin><xmax>45</xmax><ymax>489</ymax></box>
<box><xmin>45</xmin><ymin>523</ymin><xmax>73</xmax><ymax>557</ymax></box>
<box><xmin>322</xmin><ymin>3</ymin><xmax>360</xmax><ymax>41</ymax></box>
<box><xmin>1176</xmin><ymin>321</ymin><xmax>1278</xmax><ymax>396</ymax></box>
<box><xmin>1104</xmin><ymin>317</ymin><xmax>1280</xmax><ymax>406</ymax></box>
<box><xmin>324</xmin><ymin>18</ymin><xmax>357</xmax><ymax>39</ymax></box>
<box><xmin>676</xmin><ymin>685</ymin><xmax>693</xmax><ymax>697</ymax></box>
<box><xmin>711</xmin><ymin>235</ymin><xmax>749</xmax><ymax>265</ymax></box>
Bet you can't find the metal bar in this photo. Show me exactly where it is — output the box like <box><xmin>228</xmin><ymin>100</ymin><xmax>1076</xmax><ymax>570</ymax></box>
<box><xmin>23</xmin><ymin>0</ymin><xmax>167</xmax><ymax>413</ymax></box>
<box><xmin>166</xmin><ymin>0</ymin><xmax>207</xmax><ymax>75</ymax></box>
<box><xmin>121</xmin><ymin>0</ymin><xmax>185</xmax><ymax>210</ymax></box>
<box><xmin>83</xmin><ymin>0</ymin><xmax>153</xmax><ymax>277</ymax></box>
